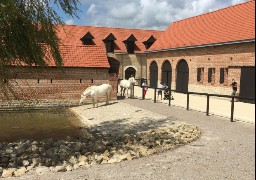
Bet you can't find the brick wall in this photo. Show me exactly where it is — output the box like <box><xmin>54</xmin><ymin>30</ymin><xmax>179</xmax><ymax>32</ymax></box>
<box><xmin>147</xmin><ymin>42</ymin><xmax>255</xmax><ymax>95</ymax></box>
<box><xmin>0</xmin><ymin>66</ymin><xmax>117</xmax><ymax>109</ymax></box>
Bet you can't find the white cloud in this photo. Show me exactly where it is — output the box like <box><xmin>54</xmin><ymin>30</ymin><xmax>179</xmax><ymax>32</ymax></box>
<box><xmin>77</xmin><ymin>0</ymin><xmax>248</xmax><ymax>30</ymax></box>
<box><xmin>65</xmin><ymin>19</ymin><xmax>74</xmax><ymax>25</ymax></box>
<box><xmin>87</xmin><ymin>4</ymin><xmax>97</xmax><ymax>15</ymax></box>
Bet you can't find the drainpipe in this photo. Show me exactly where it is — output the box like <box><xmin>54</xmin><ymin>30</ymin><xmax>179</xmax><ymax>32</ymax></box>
<box><xmin>140</xmin><ymin>56</ymin><xmax>143</xmax><ymax>79</ymax></box>
<box><xmin>122</xmin><ymin>56</ymin><xmax>124</xmax><ymax>79</ymax></box>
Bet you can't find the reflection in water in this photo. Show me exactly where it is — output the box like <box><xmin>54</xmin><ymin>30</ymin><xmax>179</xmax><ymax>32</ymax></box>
<box><xmin>0</xmin><ymin>108</ymin><xmax>84</xmax><ymax>142</ymax></box>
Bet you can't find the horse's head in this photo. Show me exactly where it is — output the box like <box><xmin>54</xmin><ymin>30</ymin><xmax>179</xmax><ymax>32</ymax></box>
<box><xmin>79</xmin><ymin>95</ymin><xmax>86</xmax><ymax>105</ymax></box>
<box><xmin>80</xmin><ymin>87</ymin><xmax>93</xmax><ymax>105</ymax></box>
<box><xmin>128</xmin><ymin>77</ymin><xmax>136</xmax><ymax>84</ymax></box>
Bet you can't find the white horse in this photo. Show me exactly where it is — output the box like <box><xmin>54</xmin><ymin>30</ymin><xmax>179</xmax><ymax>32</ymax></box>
<box><xmin>79</xmin><ymin>84</ymin><xmax>112</xmax><ymax>108</ymax></box>
<box><xmin>119</xmin><ymin>77</ymin><xmax>136</xmax><ymax>98</ymax></box>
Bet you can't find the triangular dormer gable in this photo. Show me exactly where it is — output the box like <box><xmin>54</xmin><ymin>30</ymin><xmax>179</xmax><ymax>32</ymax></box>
<box><xmin>123</xmin><ymin>34</ymin><xmax>137</xmax><ymax>42</ymax></box>
<box><xmin>103</xmin><ymin>33</ymin><xmax>117</xmax><ymax>42</ymax></box>
<box><xmin>80</xmin><ymin>32</ymin><xmax>95</xmax><ymax>45</ymax></box>
<box><xmin>143</xmin><ymin>35</ymin><xmax>156</xmax><ymax>43</ymax></box>
<box><xmin>143</xmin><ymin>35</ymin><xmax>156</xmax><ymax>50</ymax></box>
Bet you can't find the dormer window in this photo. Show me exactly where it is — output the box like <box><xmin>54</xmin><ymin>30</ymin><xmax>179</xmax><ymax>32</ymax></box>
<box><xmin>103</xmin><ymin>33</ymin><xmax>116</xmax><ymax>53</ymax></box>
<box><xmin>80</xmin><ymin>32</ymin><xmax>95</xmax><ymax>45</ymax></box>
<box><xmin>143</xmin><ymin>35</ymin><xmax>156</xmax><ymax>50</ymax></box>
<box><xmin>123</xmin><ymin>34</ymin><xmax>137</xmax><ymax>54</ymax></box>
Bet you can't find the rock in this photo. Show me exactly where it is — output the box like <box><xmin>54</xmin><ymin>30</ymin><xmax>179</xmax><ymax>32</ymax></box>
<box><xmin>73</xmin><ymin>164</ymin><xmax>79</xmax><ymax>170</ymax></box>
<box><xmin>53</xmin><ymin>165</ymin><xmax>66</xmax><ymax>172</ymax></box>
<box><xmin>68</xmin><ymin>156</ymin><xmax>78</xmax><ymax>165</ymax></box>
<box><xmin>2</xmin><ymin>168</ymin><xmax>16</xmax><ymax>178</ymax></box>
<box><xmin>14</xmin><ymin>167</ymin><xmax>27</xmax><ymax>177</ymax></box>
<box><xmin>78</xmin><ymin>155</ymin><xmax>88</xmax><ymax>163</ymax></box>
<box><xmin>65</xmin><ymin>165</ymin><xmax>73</xmax><ymax>171</ymax></box>
<box><xmin>8</xmin><ymin>162</ymin><xmax>17</xmax><ymax>168</ymax></box>
<box><xmin>22</xmin><ymin>160</ymin><xmax>30</xmax><ymax>166</ymax></box>
<box><xmin>78</xmin><ymin>161</ymin><xmax>87</xmax><ymax>166</ymax></box>
<box><xmin>95</xmin><ymin>155</ymin><xmax>103</xmax><ymax>164</ymax></box>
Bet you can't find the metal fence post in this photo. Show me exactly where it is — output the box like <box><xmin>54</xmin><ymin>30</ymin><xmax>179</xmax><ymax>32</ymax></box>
<box><xmin>168</xmin><ymin>89</ymin><xmax>171</xmax><ymax>106</ymax></box>
<box><xmin>187</xmin><ymin>92</ymin><xmax>190</xmax><ymax>111</ymax></box>
<box><xmin>154</xmin><ymin>88</ymin><xmax>156</xmax><ymax>103</ymax></box>
<box><xmin>117</xmin><ymin>79</ymin><xmax>119</xmax><ymax>95</ymax></box>
<box><xmin>231</xmin><ymin>97</ymin><xmax>235</xmax><ymax>122</ymax></box>
<box><xmin>206</xmin><ymin>94</ymin><xmax>210</xmax><ymax>116</ymax></box>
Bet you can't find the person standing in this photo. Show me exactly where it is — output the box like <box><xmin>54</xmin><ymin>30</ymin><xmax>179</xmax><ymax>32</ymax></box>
<box><xmin>231</xmin><ymin>79</ymin><xmax>237</xmax><ymax>96</ymax></box>
<box><xmin>142</xmin><ymin>80</ymin><xmax>148</xmax><ymax>98</ymax></box>
<box><xmin>157</xmin><ymin>81</ymin><xmax>164</xmax><ymax>100</ymax></box>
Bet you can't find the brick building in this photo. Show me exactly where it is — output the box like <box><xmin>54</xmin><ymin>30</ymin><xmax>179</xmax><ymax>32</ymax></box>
<box><xmin>0</xmin><ymin>1</ymin><xmax>254</xmax><ymax>109</ymax></box>
<box><xmin>146</xmin><ymin>0</ymin><xmax>255</xmax><ymax>99</ymax></box>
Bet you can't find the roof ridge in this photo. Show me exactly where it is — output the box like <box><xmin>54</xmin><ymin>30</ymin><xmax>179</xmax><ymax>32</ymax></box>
<box><xmin>56</xmin><ymin>24</ymin><xmax>164</xmax><ymax>32</ymax></box>
<box><xmin>172</xmin><ymin>0</ymin><xmax>253</xmax><ymax>25</ymax></box>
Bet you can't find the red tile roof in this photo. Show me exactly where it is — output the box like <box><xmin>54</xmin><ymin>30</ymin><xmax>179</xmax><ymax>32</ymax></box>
<box><xmin>55</xmin><ymin>25</ymin><xmax>163</xmax><ymax>53</ymax></box>
<box><xmin>46</xmin><ymin>45</ymin><xmax>109</xmax><ymax>68</ymax></box>
<box><xmin>149</xmin><ymin>0</ymin><xmax>255</xmax><ymax>51</ymax></box>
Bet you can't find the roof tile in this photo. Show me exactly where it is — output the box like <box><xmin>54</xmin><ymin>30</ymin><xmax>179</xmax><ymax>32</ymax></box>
<box><xmin>149</xmin><ymin>1</ymin><xmax>255</xmax><ymax>51</ymax></box>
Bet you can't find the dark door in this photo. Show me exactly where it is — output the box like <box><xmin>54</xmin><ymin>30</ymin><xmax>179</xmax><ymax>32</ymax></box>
<box><xmin>150</xmin><ymin>61</ymin><xmax>158</xmax><ymax>88</ymax></box>
<box><xmin>162</xmin><ymin>61</ymin><xmax>172</xmax><ymax>87</ymax></box>
<box><xmin>239</xmin><ymin>67</ymin><xmax>255</xmax><ymax>103</ymax></box>
<box><xmin>108</xmin><ymin>57</ymin><xmax>120</xmax><ymax>75</ymax></box>
<box><xmin>176</xmin><ymin>60</ymin><xmax>189</xmax><ymax>92</ymax></box>
<box><xmin>125</xmin><ymin>67</ymin><xmax>136</xmax><ymax>79</ymax></box>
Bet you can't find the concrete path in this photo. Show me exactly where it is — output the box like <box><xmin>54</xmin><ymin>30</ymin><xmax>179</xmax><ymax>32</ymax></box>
<box><xmin>131</xmin><ymin>86</ymin><xmax>255</xmax><ymax>124</ymax></box>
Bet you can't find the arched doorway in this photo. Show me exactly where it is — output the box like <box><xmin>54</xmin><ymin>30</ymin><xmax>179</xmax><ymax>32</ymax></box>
<box><xmin>108</xmin><ymin>57</ymin><xmax>120</xmax><ymax>76</ymax></box>
<box><xmin>162</xmin><ymin>60</ymin><xmax>172</xmax><ymax>87</ymax></box>
<box><xmin>176</xmin><ymin>60</ymin><xmax>189</xmax><ymax>92</ymax></box>
<box><xmin>150</xmin><ymin>61</ymin><xmax>158</xmax><ymax>88</ymax></box>
<box><xmin>125</xmin><ymin>67</ymin><xmax>136</xmax><ymax>79</ymax></box>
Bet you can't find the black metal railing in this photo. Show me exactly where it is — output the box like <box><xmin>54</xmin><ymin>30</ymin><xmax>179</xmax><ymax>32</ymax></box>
<box><xmin>134</xmin><ymin>84</ymin><xmax>255</xmax><ymax>122</ymax></box>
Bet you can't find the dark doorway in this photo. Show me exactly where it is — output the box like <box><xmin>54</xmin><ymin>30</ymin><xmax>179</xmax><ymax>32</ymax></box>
<box><xmin>176</xmin><ymin>60</ymin><xmax>189</xmax><ymax>92</ymax></box>
<box><xmin>125</xmin><ymin>67</ymin><xmax>136</xmax><ymax>79</ymax></box>
<box><xmin>162</xmin><ymin>61</ymin><xmax>172</xmax><ymax>87</ymax></box>
<box><xmin>108</xmin><ymin>57</ymin><xmax>120</xmax><ymax>75</ymax></box>
<box><xmin>150</xmin><ymin>61</ymin><xmax>158</xmax><ymax>88</ymax></box>
<box><xmin>239</xmin><ymin>67</ymin><xmax>255</xmax><ymax>103</ymax></box>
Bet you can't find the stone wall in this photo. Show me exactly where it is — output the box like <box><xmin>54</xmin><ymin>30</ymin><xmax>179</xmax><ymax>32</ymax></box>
<box><xmin>107</xmin><ymin>53</ymin><xmax>147</xmax><ymax>80</ymax></box>
<box><xmin>147</xmin><ymin>42</ymin><xmax>255</xmax><ymax>95</ymax></box>
<box><xmin>0</xmin><ymin>66</ymin><xmax>117</xmax><ymax>109</ymax></box>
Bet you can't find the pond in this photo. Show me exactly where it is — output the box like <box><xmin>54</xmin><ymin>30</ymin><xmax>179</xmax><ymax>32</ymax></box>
<box><xmin>0</xmin><ymin>108</ymin><xmax>85</xmax><ymax>143</ymax></box>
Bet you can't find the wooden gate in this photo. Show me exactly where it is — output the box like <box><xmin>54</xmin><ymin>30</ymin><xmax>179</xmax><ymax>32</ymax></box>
<box><xmin>239</xmin><ymin>67</ymin><xmax>255</xmax><ymax>103</ymax></box>
<box><xmin>150</xmin><ymin>61</ymin><xmax>158</xmax><ymax>88</ymax></box>
<box><xmin>176</xmin><ymin>60</ymin><xmax>189</xmax><ymax>92</ymax></box>
<box><xmin>162</xmin><ymin>61</ymin><xmax>172</xmax><ymax>87</ymax></box>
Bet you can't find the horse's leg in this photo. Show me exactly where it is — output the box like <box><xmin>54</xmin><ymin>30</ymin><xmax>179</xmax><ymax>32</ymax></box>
<box><xmin>95</xmin><ymin>96</ymin><xmax>98</xmax><ymax>107</ymax></box>
<box><xmin>105</xmin><ymin>93</ymin><xmax>108</xmax><ymax>104</ymax></box>
<box><xmin>126</xmin><ymin>88</ymin><xmax>128</xmax><ymax>98</ymax></box>
<box><xmin>108</xmin><ymin>92</ymin><xmax>111</xmax><ymax>103</ymax></box>
<box><xmin>92</xmin><ymin>97</ymin><xmax>95</xmax><ymax>108</ymax></box>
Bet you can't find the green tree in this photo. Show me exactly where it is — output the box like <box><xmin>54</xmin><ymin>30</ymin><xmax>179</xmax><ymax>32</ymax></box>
<box><xmin>0</xmin><ymin>0</ymin><xmax>79</xmax><ymax>75</ymax></box>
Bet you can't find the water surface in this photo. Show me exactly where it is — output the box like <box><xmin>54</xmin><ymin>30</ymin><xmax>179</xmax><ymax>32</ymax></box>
<box><xmin>0</xmin><ymin>108</ymin><xmax>84</xmax><ymax>142</ymax></box>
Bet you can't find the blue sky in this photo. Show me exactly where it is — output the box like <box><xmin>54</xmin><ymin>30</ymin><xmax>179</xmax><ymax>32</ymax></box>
<box><xmin>55</xmin><ymin>0</ymin><xmax>248</xmax><ymax>30</ymax></box>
